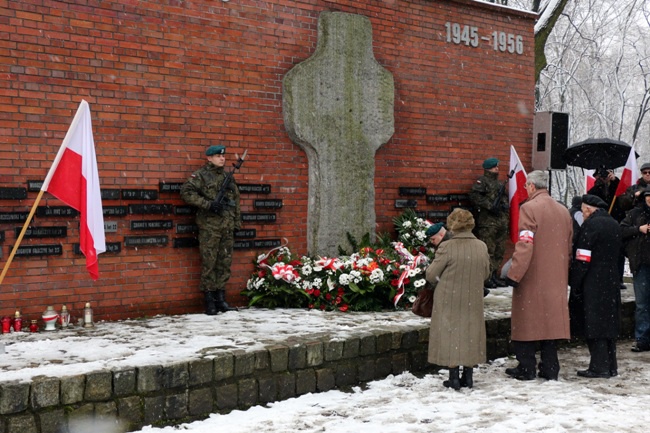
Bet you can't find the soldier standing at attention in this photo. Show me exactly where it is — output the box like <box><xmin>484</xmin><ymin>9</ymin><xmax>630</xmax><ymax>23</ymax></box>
<box><xmin>470</xmin><ymin>157</ymin><xmax>509</xmax><ymax>289</ymax></box>
<box><xmin>181</xmin><ymin>145</ymin><xmax>241</xmax><ymax>315</ymax></box>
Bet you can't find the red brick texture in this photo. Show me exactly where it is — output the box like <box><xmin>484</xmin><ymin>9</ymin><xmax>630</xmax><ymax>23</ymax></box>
<box><xmin>0</xmin><ymin>0</ymin><xmax>535</xmax><ymax>320</ymax></box>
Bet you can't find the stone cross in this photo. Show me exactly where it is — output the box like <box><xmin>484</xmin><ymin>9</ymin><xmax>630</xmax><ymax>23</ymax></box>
<box><xmin>283</xmin><ymin>11</ymin><xmax>394</xmax><ymax>256</ymax></box>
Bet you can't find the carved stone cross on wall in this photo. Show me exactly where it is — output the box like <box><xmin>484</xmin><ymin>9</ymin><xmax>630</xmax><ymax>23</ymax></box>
<box><xmin>283</xmin><ymin>11</ymin><xmax>395</xmax><ymax>256</ymax></box>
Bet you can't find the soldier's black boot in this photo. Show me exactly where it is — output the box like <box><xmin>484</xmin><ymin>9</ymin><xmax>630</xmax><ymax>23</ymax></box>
<box><xmin>443</xmin><ymin>367</ymin><xmax>461</xmax><ymax>390</ymax></box>
<box><xmin>204</xmin><ymin>291</ymin><xmax>218</xmax><ymax>316</ymax></box>
<box><xmin>492</xmin><ymin>271</ymin><xmax>507</xmax><ymax>287</ymax></box>
<box><xmin>460</xmin><ymin>367</ymin><xmax>473</xmax><ymax>388</ymax></box>
<box><xmin>215</xmin><ymin>289</ymin><xmax>237</xmax><ymax>313</ymax></box>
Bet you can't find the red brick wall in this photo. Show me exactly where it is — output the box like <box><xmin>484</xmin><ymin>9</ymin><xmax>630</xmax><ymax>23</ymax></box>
<box><xmin>0</xmin><ymin>0</ymin><xmax>535</xmax><ymax>321</ymax></box>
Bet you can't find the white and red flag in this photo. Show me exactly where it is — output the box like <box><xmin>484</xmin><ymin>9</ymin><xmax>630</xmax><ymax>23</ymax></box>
<box><xmin>41</xmin><ymin>100</ymin><xmax>106</xmax><ymax>280</ymax></box>
<box><xmin>584</xmin><ymin>169</ymin><xmax>595</xmax><ymax>193</ymax></box>
<box><xmin>615</xmin><ymin>145</ymin><xmax>639</xmax><ymax>197</ymax></box>
<box><xmin>508</xmin><ymin>145</ymin><xmax>528</xmax><ymax>244</ymax></box>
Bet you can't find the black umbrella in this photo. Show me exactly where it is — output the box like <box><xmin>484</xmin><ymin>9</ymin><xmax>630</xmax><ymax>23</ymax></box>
<box><xmin>564</xmin><ymin>138</ymin><xmax>638</xmax><ymax>169</ymax></box>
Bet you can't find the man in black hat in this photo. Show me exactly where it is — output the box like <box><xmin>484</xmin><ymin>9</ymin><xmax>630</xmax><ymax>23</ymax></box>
<box><xmin>181</xmin><ymin>145</ymin><xmax>241</xmax><ymax>315</ymax></box>
<box><xmin>621</xmin><ymin>190</ymin><xmax>650</xmax><ymax>352</ymax></box>
<box><xmin>569</xmin><ymin>194</ymin><xmax>622</xmax><ymax>378</ymax></box>
<box><xmin>619</xmin><ymin>162</ymin><xmax>650</xmax><ymax>211</ymax></box>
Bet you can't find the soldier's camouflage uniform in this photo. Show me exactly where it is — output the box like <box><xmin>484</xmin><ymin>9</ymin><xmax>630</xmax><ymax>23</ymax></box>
<box><xmin>469</xmin><ymin>170</ymin><xmax>509</xmax><ymax>275</ymax></box>
<box><xmin>181</xmin><ymin>162</ymin><xmax>241</xmax><ymax>292</ymax></box>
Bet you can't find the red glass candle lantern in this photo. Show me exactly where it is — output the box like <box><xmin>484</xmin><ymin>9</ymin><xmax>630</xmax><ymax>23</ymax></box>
<box><xmin>29</xmin><ymin>319</ymin><xmax>39</xmax><ymax>333</ymax></box>
<box><xmin>13</xmin><ymin>311</ymin><xmax>22</xmax><ymax>332</ymax></box>
<box><xmin>1</xmin><ymin>316</ymin><xmax>11</xmax><ymax>333</ymax></box>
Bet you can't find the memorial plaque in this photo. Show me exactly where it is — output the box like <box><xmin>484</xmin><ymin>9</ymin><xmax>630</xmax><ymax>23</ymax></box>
<box><xmin>101</xmin><ymin>189</ymin><xmax>121</xmax><ymax>200</ymax></box>
<box><xmin>121</xmin><ymin>189</ymin><xmax>158</xmax><ymax>200</ymax></box>
<box><xmin>173</xmin><ymin>237</ymin><xmax>199</xmax><ymax>248</ymax></box>
<box><xmin>124</xmin><ymin>236</ymin><xmax>168</xmax><ymax>247</ymax></box>
<box><xmin>103</xmin><ymin>206</ymin><xmax>128</xmax><ymax>217</ymax></box>
<box><xmin>130</xmin><ymin>220</ymin><xmax>173</xmax><ymax>230</ymax></box>
<box><xmin>448</xmin><ymin>193</ymin><xmax>470</xmax><ymax>202</ymax></box>
<box><xmin>395</xmin><ymin>199</ymin><xmax>417</xmax><ymax>209</ymax></box>
<box><xmin>16</xmin><ymin>226</ymin><xmax>67</xmax><ymax>238</ymax></box>
<box><xmin>0</xmin><ymin>187</ymin><xmax>27</xmax><ymax>200</ymax></box>
<box><xmin>233</xmin><ymin>240</ymin><xmax>253</xmax><ymax>250</ymax></box>
<box><xmin>176</xmin><ymin>224</ymin><xmax>198</xmax><ymax>234</ymax></box>
<box><xmin>104</xmin><ymin>221</ymin><xmax>118</xmax><ymax>233</ymax></box>
<box><xmin>0</xmin><ymin>212</ymin><xmax>29</xmax><ymax>223</ymax></box>
<box><xmin>159</xmin><ymin>182</ymin><xmax>184</xmax><ymax>193</ymax></box>
<box><xmin>241</xmin><ymin>213</ymin><xmax>277</xmax><ymax>223</ymax></box>
<box><xmin>74</xmin><ymin>242</ymin><xmax>121</xmax><ymax>254</ymax></box>
<box><xmin>253</xmin><ymin>239</ymin><xmax>282</xmax><ymax>249</ymax></box>
<box><xmin>238</xmin><ymin>184</ymin><xmax>271</xmax><ymax>194</ymax></box>
<box><xmin>415</xmin><ymin>211</ymin><xmax>427</xmax><ymax>219</ymax></box>
<box><xmin>234</xmin><ymin>228</ymin><xmax>256</xmax><ymax>238</ymax></box>
<box><xmin>426</xmin><ymin>194</ymin><xmax>450</xmax><ymax>203</ymax></box>
<box><xmin>174</xmin><ymin>206</ymin><xmax>195</xmax><ymax>216</ymax></box>
<box><xmin>14</xmin><ymin>244</ymin><xmax>63</xmax><ymax>256</ymax></box>
<box><xmin>427</xmin><ymin>210</ymin><xmax>450</xmax><ymax>220</ymax></box>
<box><xmin>399</xmin><ymin>187</ymin><xmax>426</xmax><ymax>196</ymax></box>
<box><xmin>128</xmin><ymin>204</ymin><xmax>173</xmax><ymax>215</ymax></box>
<box><xmin>0</xmin><ymin>231</ymin><xmax>4</xmax><ymax>242</ymax></box>
<box><xmin>254</xmin><ymin>199</ymin><xmax>283</xmax><ymax>209</ymax></box>
<box><xmin>36</xmin><ymin>206</ymin><xmax>78</xmax><ymax>217</ymax></box>
<box><xmin>27</xmin><ymin>180</ymin><xmax>43</xmax><ymax>192</ymax></box>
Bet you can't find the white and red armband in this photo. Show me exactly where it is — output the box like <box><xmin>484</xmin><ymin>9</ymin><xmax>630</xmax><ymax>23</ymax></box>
<box><xmin>518</xmin><ymin>230</ymin><xmax>535</xmax><ymax>244</ymax></box>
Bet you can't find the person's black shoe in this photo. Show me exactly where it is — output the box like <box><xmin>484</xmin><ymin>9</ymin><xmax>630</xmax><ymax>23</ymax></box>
<box><xmin>506</xmin><ymin>367</ymin><xmax>535</xmax><ymax>380</ymax></box>
<box><xmin>538</xmin><ymin>371</ymin><xmax>558</xmax><ymax>380</ymax></box>
<box><xmin>631</xmin><ymin>342</ymin><xmax>650</xmax><ymax>352</ymax></box>
<box><xmin>443</xmin><ymin>367</ymin><xmax>461</xmax><ymax>390</ymax></box>
<box><xmin>493</xmin><ymin>276</ymin><xmax>507</xmax><ymax>287</ymax></box>
<box><xmin>610</xmin><ymin>370</ymin><xmax>618</xmax><ymax>377</ymax></box>
<box><xmin>460</xmin><ymin>367</ymin><xmax>473</xmax><ymax>388</ymax></box>
<box><xmin>483</xmin><ymin>287</ymin><xmax>490</xmax><ymax>297</ymax></box>
<box><xmin>577</xmin><ymin>369</ymin><xmax>610</xmax><ymax>378</ymax></box>
<box><xmin>484</xmin><ymin>278</ymin><xmax>497</xmax><ymax>289</ymax></box>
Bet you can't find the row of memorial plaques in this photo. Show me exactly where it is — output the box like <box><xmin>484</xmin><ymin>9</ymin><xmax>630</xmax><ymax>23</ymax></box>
<box><xmin>0</xmin><ymin>225</ymin><xmax>259</xmax><ymax>239</ymax></box>
<box><xmin>395</xmin><ymin>193</ymin><xmax>470</xmax><ymax>209</ymax></box>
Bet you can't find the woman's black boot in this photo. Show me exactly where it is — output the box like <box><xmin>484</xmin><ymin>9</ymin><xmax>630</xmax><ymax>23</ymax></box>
<box><xmin>443</xmin><ymin>367</ymin><xmax>461</xmax><ymax>390</ymax></box>
<box><xmin>460</xmin><ymin>367</ymin><xmax>473</xmax><ymax>388</ymax></box>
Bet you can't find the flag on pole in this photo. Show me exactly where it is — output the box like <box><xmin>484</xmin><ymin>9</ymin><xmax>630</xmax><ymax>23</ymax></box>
<box><xmin>615</xmin><ymin>145</ymin><xmax>639</xmax><ymax>196</ymax></box>
<box><xmin>585</xmin><ymin>169</ymin><xmax>595</xmax><ymax>193</ymax></box>
<box><xmin>41</xmin><ymin>100</ymin><xmax>106</xmax><ymax>280</ymax></box>
<box><xmin>508</xmin><ymin>146</ymin><xmax>528</xmax><ymax>244</ymax></box>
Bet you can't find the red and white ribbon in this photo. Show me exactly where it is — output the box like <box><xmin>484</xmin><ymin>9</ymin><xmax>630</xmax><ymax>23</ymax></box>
<box><xmin>257</xmin><ymin>238</ymin><xmax>289</xmax><ymax>264</ymax></box>
<box><xmin>267</xmin><ymin>262</ymin><xmax>300</xmax><ymax>283</ymax></box>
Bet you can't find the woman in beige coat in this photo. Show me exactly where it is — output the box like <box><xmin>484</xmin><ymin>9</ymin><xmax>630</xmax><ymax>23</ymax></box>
<box><xmin>425</xmin><ymin>208</ymin><xmax>491</xmax><ymax>390</ymax></box>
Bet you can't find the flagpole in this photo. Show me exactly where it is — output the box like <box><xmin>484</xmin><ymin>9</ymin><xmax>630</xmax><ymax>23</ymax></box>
<box><xmin>0</xmin><ymin>190</ymin><xmax>46</xmax><ymax>286</ymax></box>
<box><xmin>608</xmin><ymin>196</ymin><xmax>617</xmax><ymax>215</ymax></box>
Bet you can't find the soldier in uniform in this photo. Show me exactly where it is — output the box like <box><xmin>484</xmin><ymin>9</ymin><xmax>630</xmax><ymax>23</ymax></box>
<box><xmin>470</xmin><ymin>157</ymin><xmax>509</xmax><ymax>288</ymax></box>
<box><xmin>181</xmin><ymin>144</ymin><xmax>241</xmax><ymax>315</ymax></box>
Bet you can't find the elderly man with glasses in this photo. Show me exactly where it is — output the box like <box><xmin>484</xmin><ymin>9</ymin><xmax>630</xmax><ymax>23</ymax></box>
<box><xmin>619</xmin><ymin>162</ymin><xmax>650</xmax><ymax>212</ymax></box>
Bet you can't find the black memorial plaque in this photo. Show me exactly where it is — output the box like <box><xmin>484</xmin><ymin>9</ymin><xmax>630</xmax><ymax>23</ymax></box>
<box><xmin>448</xmin><ymin>193</ymin><xmax>470</xmax><ymax>202</ymax></box>
<box><xmin>173</xmin><ymin>237</ymin><xmax>199</xmax><ymax>248</ymax></box>
<box><xmin>16</xmin><ymin>226</ymin><xmax>67</xmax><ymax>238</ymax></box>
<box><xmin>253</xmin><ymin>239</ymin><xmax>282</xmax><ymax>249</ymax></box>
<box><xmin>159</xmin><ymin>182</ymin><xmax>184</xmax><ymax>193</ymax></box>
<box><xmin>128</xmin><ymin>204</ymin><xmax>173</xmax><ymax>215</ymax></box>
<box><xmin>176</xmin><ymin>224</ymin><xmax>198</xmax><ymax>234</ymax></box>
<box><xmin>74</xmin><ymin>242</ymin><xmax>121</xmax><ymax>255</ymax></box>
<box><xmin>121</xmin><ymin>189</ymin><xmax>158</xmax><ymax>200</ymax></box>
<box><xmin>174</xmin><ymin>206</ymin><xmax>195</xmax><ymax>216</ymax></box>
<box><xmin>395</xmin><ymin>200</ymin><xmax>417</xmax><ymax>209</ymax></box>
<box><xmin>0</xmin><ymin>212</ymin><xmax>29</xmax><ymax>223</ymax></box>
<box><xmin>254</xmin><ymin>199</ymin><xmax>283</xmax><ymax>209</ymax></box>
<box><xmin>415</xmin><ymin>211</ymin><xmax>427</xmax><ymax>219</ymax></box>
<box><xmin>427</xmin><ymin>210</ymin><xmax>450</xmax><ymax>220</ymax></box>
<box><xmin>124</xmin><ymin>236</ymin><xmax>168</xmax><ymax>247</ymax></box>
<box><xmin>101</xmin><ymin>189</ymin><xmax>121</xmax><ymax>200</ymax></box>
<box><xmin>234</xmin><ymin>229</ymin><xmax>256</xmax><ymax>238</ymax></box>
<box><xmin>103</xmin><ymin>206</ymin><xmax>128</xmax><ymax>217</ymax></box>
<box><xmin>426</xmin><ymin>194</ymin><xmax>450</xmax><ymax>203</ymax></box>
<box><xmin>0</xmin><ymin>187</ymin><xmax>27</xmax><ymax>200</ymax></box>
<box><xmin>241</xmin><ymin>213</ymin><xmax>276</xmax><ymax>223</ymax></box>
<box><xmin>14</xmin><ymin>244</ymin><xmax>63</xmax><ymax>256</ymax></box>
<box><xmin>238</xmin><ymin>184</ymin><xmax>271</xmax><ymax>194</ymax></box>
<box><xmin>399</xmin><ymin>187</ymin><xmax>426</xmax><ymax>196</ymax></box>
<box><xmin>36</xmin><ymin>206</ymin><xmax>78</xmax><ymax>217</ymax></box>
<box><xmin>233</xmin><ymin>240</ymin><xmax>253</xmax><ymax>250</ymax></box>
<box><xmin>0</xmin><ymin>231</ymin><xmax>4</xmax><ymax>242</ymax></box>
<box><xmin>130</xmin><ymin>220</ymin><xmax>173</xmax><ymax>230</ymax></box>
<box><xmin>27</xmin><ymin>180</ymin><xmax>43</xmax><ymax>192</ymax></box>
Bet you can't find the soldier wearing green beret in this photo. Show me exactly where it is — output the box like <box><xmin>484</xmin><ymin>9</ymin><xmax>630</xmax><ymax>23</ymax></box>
<box><xmin>181</xmin><ymin>144</ymin><xmax>241</xmax><ymax>315</ymax></box>
<box><xmin>469</xmin><ymin>157</ymin><xmax>509</xmax><ymax>289</ymax></box>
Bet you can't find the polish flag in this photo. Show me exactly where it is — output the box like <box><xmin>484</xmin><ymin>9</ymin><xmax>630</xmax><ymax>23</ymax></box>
<box><xmin>584</xmin><ymin>169</ymin><xmax>595</xmax><ymax>193</ymax></box>
<box><xmin>508</xmin><ymin>146</ymin><xmax>528</xmax><ymax>244</ymax></box>
<box><xmin>615</xmin><ymin>145</ymin><xmax>639</xmax><ymax>196</ymax></box>
<box><xmin>41</xmin><ymin>100</ymin><xmax>106</xmax><ymax>280</ymax></box>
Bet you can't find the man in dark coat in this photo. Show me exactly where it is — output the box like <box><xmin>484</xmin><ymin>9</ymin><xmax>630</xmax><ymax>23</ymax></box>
<box><xmin>618</xmin><ymin>162</ymin><xmax>650</xmax><ymax>212</ymax></box>
<box><xmin>569</xmin><ymin>194</ymin><xmax>622</xmax><ymax>378</ymax></box>
<box><xmin>620</xmin><ymin>190</ymin><xmax>650</xmax><ymax>352</ymax></box>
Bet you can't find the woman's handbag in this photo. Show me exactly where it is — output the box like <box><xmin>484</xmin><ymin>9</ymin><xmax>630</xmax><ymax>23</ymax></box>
<box><xmin>412</xmin><ymin>288</ymin><xmax>433</xmax><ymax>318</ymax></box>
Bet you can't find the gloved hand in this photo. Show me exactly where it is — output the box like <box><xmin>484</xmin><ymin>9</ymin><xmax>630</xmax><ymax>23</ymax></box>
<box><xmin>504</xmin><ymin>276</ymin><xmax>519</xmax><ymax>288</ymax></box>
<box><xmin>209</xmin><ymin>200</ymin><xmax>223</xmax><ymax>214</ymax></box>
